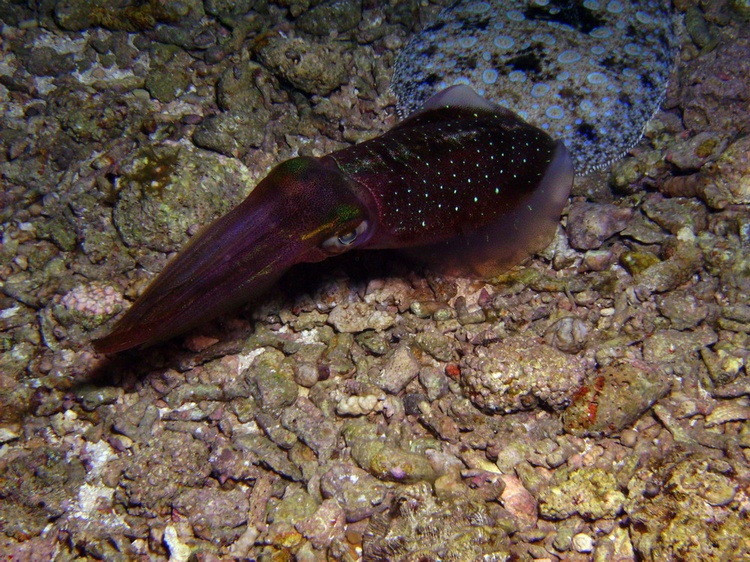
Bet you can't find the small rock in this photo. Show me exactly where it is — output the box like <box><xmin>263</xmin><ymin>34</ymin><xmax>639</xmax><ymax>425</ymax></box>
<box><xmin>419</xmin><ymin>366</ymin><xmax>450</xmax><ymax>401</ymax></box>
<box><xmin>500</xmin><ymin>474</ymin><xmax>538</xmax><ymax>530</ymax></box>
<box><xmin>173</xmin><ymin>488</ymin><xmax>249</xmax><ymax>545</ymax></box>
<box><xmin>204</xmin><ymin>0</ymin><xmax>255</xmax><ymax>18</ymax></box>
<box><xmin>641</xmin><ymin>193</ymin><xmax>708</xmax><ymax>235</ymax></box>
<box><xmin>416</xmin><ymin>328</ymin><xmax>456</xmax><ymax>361</ymax></box>
<box><xmin>296</xmin><ymin>0</ymin><xmax>362</xmax><ymax>36</ymax></box>
<box><xmin>328</xmin><ymin>302</ymin><xmax>397</xmax><ymax>333</ymax></box>
<box><xmin>567</xmin><ymin>202</ymin><xmax>633</xmax><ymax>250</ymax></box>
<box><xmin>320</xmin><ymin>462</ymin><xmax>390</xmax><ymax>522</ymax></box>
<box><xmin>633</xmin><ymin>239</ymin><xmax>704</xmax><ymax>297</ymax></box>
<box><xmin>665</xmin><ymin>131</ymin><xmax>727</xmax><ymax>171</ymax></box>
<box><xmin>113</xmin><ymin>142</ymin><xmax>252</xmax><ymax>252</ymax></box>
<box><xmin>26</xmin><ymin>46</ymin><xmax>76</xmax><ymax>77</ymax></box>
<box><xmin>364</xmin><ymin>277</ymin><xmax>414</xmax><ymax>312</ymax></box>
<box><xmin>247</xmin><ymin>349</ymin><xmax>298</xmax><ymax>413</ymax></box>
<box><xmin>216</xmin><ymin>61</ymin><xmax>271</xmax><ymax>112</ymax></box>
<box><xmin>697</xmin><ymin>135</ymin><xmax>750</xmax><ymax>208</ymax></box>
<box><xmin>343</xmin><ymin>419</ymin><xmax>436</xmax><ymax>483</ymax></box>
<box><xmin>620</xmin><ymin>428</ymin><xmax>639</xmax><ymax>447</ymax></box>
<box><xmin>355</xmin><ymin>330</ymin><xmax>390</xmax><ymax>355</ymax></box>
<box><xmin>54</xmin><ymin>0</ymin><xmax>102</xmax><ymax>31</ymax></box>
<box><xmin>270</xmin><ymin>487</ymin><xmax>318</xmax><ymax>525</ymax></box>
<box><xmin>145</xmin><ymin>65</ymin><xmax>190</xmax><ymax>103</ymax></box>
<box><xmin>642</xmin><ymin>328</ymin><xmax>718</xmax><ymax>365</ymax></box>
<box><xmin>76</xmin><ymin>385</ymin><xmax>123</xmax><ymax>411</ymax></box>
<box><xmin>164</xmin><ymin>525</ymin><xmax>192</xmax><ymax>562</ymax></box>
<box><xmin>255</xmin><ymin>34</ymin><xmax>348</xmax><ymax>95</ymax></box>
<box><xmin>281</xmin><ymin>397</ymin><xmax>338</xmax><ymax>462</ymax></box>
<box><xmin>369</xmin><ymin>343</ymin><xmax>419</xmax><ymax>394</ymax></box>
<box><xmin>572</xmin><ymin>533</ymin><xmax>595</xmax><ymax>553</ymax></box>
<box><xmin>656</xmin><ymin>291</ymin><xmax>709</xmax><ymax>330</ymax></box>
<box><xmin>193</xmin><ymin>110</ymin><xmax>268</xmax><ymax>157</ymax></box>
<box><xmin>545</xmin><ymin>316</ymin><xmax>589</xmax><ymax>353</ymax></box>
<box><xmin>361</xmin><ymin>481</ymin><xmax>510</xmax><ymax>559</ymax></box>
<box><xmin>620</xmin><ymin>213</ymin><xmax>669</xmax><ymax>244</ymax></box>
<box><xmin>295</xmin><ymin>498</ymin><xmax>347</xmax><ymax>549</ymax></box>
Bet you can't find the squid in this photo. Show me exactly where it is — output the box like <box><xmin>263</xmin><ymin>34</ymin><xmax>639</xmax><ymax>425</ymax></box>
<box><xmin>94</xmin><ymin>86</ymin><xmax>573</xmax><ymax>353</ymax></box>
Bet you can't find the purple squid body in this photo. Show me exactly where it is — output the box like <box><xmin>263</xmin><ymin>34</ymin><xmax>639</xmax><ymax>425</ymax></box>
<box><xmin>94</xmin><ymin>86</ymin><xmax>573</xmax><ymax>353</ymax></box>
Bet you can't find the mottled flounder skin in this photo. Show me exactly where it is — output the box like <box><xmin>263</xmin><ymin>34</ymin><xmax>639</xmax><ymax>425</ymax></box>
<box><xmin>392</xmin><ymin>0</ymin><xmax>677</xmax><ymax>173</ymax></box>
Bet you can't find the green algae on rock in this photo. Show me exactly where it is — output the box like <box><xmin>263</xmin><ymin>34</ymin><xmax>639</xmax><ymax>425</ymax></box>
<box><xmin>113</xmin><ymin>142</ymin><xmax>254</xmax><ymax>253</ymax></box>
<box><xmin>627</xmin><ymin>454</ymin><xmax>749</xmax><ymax>560</ymax></box>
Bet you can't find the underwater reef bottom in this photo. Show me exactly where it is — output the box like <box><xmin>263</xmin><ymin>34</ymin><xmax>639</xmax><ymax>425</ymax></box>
<box><xmin>1</xmin><ymin>1</ymin><xmax>750</xmax><ymax>560</ymax></box>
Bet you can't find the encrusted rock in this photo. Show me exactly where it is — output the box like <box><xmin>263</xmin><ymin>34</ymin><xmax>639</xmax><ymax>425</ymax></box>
<box><xmin>246</xmin><ymin>348</ymin><xmax>298</xmax><ymax>413</ymax></box>
<box><xmin>459</xmin><ymin>336</ymin><xmax>586</xmax><ymax>413</ymax></box>
<box><xmin>664</xmin><ymin>130</ymin><xmax>728</xmax><ymax>171</ymax></box>
<box><xmin>538</xmin><ymin>467</ymin><xmax>626</xmax><ymax>520</ymax></box>
<box><xmin>633</xmin><ymin>238</ymin><xmax>704</xmax><ymax>297</ymax></box>
<box><xmin>343</xmin><ymin>418</ymin><xmax>436</xmax><ymax>483</ymax></box>
<box><xmin>627</xmin><ymin>454</ymin><xmax>748</xmax><ymax>560</ymax></box>
<box><xmin>642</xmin><ymin>327</ymin><xmax>718</xmax><ymax>365</ymax></box>
<box><xmin>657</xmin><ymin>290</ymin><xmax>710</xmax><ymax>330</ymax></box>
<box><xmin>255</xmin><ymin>34</ymin><xmax>348</xmax><ymax>95</ymax></box>
<box><xmin>362</xmin><ymin>482</ymin><xmax>511</xmax><ymax>561</ymax></box>
<box><xmin>697</xmin><ymin>135</ymin><xmax>750</xmax><ymax>208</ymax></box>
<box><xmin>113</xmin><ymin>142</ymin><xmax>253</xmax><ymax>252</ymax></box>
<box><xmin>0</xmin><ymin>447</ymin><xmax>86</xmax><ymax>539</ymax></box>
<box><xmin>294</xmin><ymin>498</ymin><xmax>347</xmax><ymax>550</ymax></box>
<box><xmin>193</xmin><ymin>110</ymin><xmax>268</xmax><ymax>158</ymax></box>
<box><xmin>118</xmin><ymin>433</ymin><xmax>212</xmax><ymax>514</ymax></box>
<box><xmin>296</xmin><ymin>0</ymin><xmax>362</xmax><ymax>36</ymax></box>
<box><xmin>327</xmin><ymin>301</ymin><xmax>397</xmax><ymax>333</ymax></box>
<box><xmin>641</xmin><ymin>193</ymin><xmax>708</xmax><ymax>235</ymax></box>
<box><xmin>563</xmin><ymin>360</ymin><xmax>671</xmax><ymax>437</ymax></box>
<box><xmin>172</xmin><ymin>487</ymin><xmax>249</xmax><ymax>545</ymax></box>
<box><xmin>281</xmin><ymin>396</ymin><xmax>338</xmax><ymax>463</ymax></box>
<box><xmin>320</xmin><ymin>462</ymin><xmax>390</xmax><ymax>522</ymax></box>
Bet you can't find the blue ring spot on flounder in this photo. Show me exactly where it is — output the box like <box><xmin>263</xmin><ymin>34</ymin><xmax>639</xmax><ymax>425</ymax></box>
<box><xmin>493</xmin><ymin>35</ymin><xmax>515</xmax><ymax>50</ymax></box>
<box><xmin>531</xmin><ymin>83</ymin><xmax>551</xmax><ymax>97</ymax></box>
<box><xmin>482</xmin><ymin>69</ymin><xmax>499</xmax><ymax>84</ymax></box>
<box><xmin>391</xmin><ymin>0</ymin><xmax>677</xmax><ymax>174</ymax></box>
<box><xmin>545</xmin><ymin>105</ymin><xmax>565</xmax><ymax>120</ymax></box>
<box><xmin>558</xmin><ymin>50</ymin><xmax>582</xmax><ymax>64</ymax></box>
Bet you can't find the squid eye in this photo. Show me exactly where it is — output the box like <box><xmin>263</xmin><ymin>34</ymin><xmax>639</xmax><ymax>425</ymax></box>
<box><xmin>337</xmin><ymin>230</ymin><xmax>358</xmax><ymax>246</ymax></box>
<box><xmin>322</xmin><ymin>220</ymin><xmax>369</xmax><ymax>253</ymax></box>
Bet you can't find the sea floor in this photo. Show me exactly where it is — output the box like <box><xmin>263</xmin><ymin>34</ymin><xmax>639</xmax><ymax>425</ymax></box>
<box><xmin>1</xmin><ymin>1</ymin><xmax>749</xmax><ymax>560</ymax></box>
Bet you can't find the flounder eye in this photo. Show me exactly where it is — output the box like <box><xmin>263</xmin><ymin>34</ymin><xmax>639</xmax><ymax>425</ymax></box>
<box><xmin>322</xmin><ymin>220</ymin><xmax>369</xmax><ymax>253</ymax></box>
